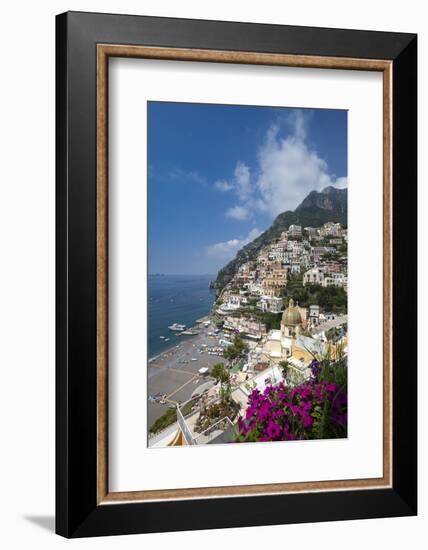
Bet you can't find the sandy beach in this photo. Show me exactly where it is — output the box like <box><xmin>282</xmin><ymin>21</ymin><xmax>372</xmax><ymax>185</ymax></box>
<box><xmin>147</xmin><ymin>327</ymin><xmax>226</xmax><ymax>427</ymax></box>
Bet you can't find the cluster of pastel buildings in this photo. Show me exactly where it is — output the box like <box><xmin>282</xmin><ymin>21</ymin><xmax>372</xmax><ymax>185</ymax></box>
<box><xmin>217</xmin><ymin>222</ymin><xmax>347</xmax><ymax>317</ymax></box>
<box><xmin>214</xmin><ymin>221</ymin><xmax>348</xmax><ymax>383</ymax></box>
<box><xmin>224</xmin><ymin>298</ymin><xmax>347</xmax><ymax>386</ymax></box>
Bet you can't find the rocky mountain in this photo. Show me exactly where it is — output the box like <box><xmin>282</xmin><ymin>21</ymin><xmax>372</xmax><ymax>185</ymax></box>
<box><xmin>214</xmin><ymin>186</ymin><xmax>347</xmax><ymax>291</ymax></box>
<box><xmin>296</xmin><ymin>185</ymin><xmax>347</xmax><ymax>214</ymax></box>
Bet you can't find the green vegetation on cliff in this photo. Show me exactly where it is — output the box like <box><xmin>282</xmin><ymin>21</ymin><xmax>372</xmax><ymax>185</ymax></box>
<box><xmin>281</xmin><ymin>280</ymin><xmax>347</xmax><ymax>314</ymax></box>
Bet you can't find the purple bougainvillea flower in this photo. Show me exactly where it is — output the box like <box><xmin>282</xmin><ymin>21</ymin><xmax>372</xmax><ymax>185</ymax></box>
<box><xmin>236</xmin><ymin>371</ymin><xmax>348</xmax><ymax>443</ymax></box>
<box><xmin>302</xmin><ymin>415</ymin><xmax>314</xmax><ymax>428</ymax></box>
<box><xmin>257</xmin><ymin>402</ymin><xmax>271</xmax><ymax>422</ymax></box>
<box><xmin>238</xmin><ymin>417</ymin><xmax>248</xmax><ymax>434</ymax></box>
<box><xmin>291</xmin><ymin>404</ymin><xmax>300</xmax><ymax>415</ymax></box>
<box><xmin>265</xmin><ymin>420</ymin><xmax>282</xmax><ymax>440</ymax></box>
<box><xmin>246</xmin><ymin>404</ymin><xmax>258</xmax><ymax>420</ymax></box>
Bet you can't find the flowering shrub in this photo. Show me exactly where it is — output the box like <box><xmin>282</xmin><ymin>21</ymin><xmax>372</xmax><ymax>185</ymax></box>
<box><xmin>236</xmin><ymin>360</ymin><xmax>347</xmax><ymax>442</ymax></box>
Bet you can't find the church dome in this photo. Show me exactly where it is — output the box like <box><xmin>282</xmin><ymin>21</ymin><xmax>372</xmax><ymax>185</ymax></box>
<box><xmin>282</xmin><ymin>298</ymin><xmax>302</xmax><ymax>326</ymax></box>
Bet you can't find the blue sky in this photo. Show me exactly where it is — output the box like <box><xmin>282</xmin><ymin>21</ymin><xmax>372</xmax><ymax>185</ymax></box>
<box><xmin>148</xmin><ymin>102</ymin><xmax>347</xmax><ymax>275</ymax></box>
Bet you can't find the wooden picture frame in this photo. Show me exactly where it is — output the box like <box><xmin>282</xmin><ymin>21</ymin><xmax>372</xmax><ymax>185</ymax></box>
<box><xmin>56</xmin><ymin>11</ymin><xmax>417</xmax><ymax>537</ymax></box>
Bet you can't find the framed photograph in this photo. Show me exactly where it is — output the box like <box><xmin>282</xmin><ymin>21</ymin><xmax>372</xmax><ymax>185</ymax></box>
<box><xmin>56</xmin><ymin>11</ymin><xmax>417</xmax><ymax>537</ymax></box>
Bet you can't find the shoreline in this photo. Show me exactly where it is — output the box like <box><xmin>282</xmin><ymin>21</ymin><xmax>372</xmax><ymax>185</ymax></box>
<box><xmin>148</xmin><ymin>315</ymin><xmax>212</xmax><ymax>363</ymax></box>
<box><xmin>147</xmin><ymin>325</ymin><xmax>224</xmax><ymax>427</ymax></box>
<box><xmin>148</xmin><ymin>334</ymin><xmax>199</xmax><ymax>364</ymax></box>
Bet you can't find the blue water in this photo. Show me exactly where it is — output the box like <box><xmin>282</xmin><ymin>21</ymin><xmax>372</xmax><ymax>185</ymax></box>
<box><xmin>148</xmin><ymin>274</ymin><xmax>216</xmax><ymax>359</ymax></box>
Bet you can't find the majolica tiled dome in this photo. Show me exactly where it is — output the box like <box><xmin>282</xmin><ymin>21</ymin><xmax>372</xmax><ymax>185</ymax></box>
<box><xmin>282</xmin><ymin>298</ymin><xmax>302</xmax><ymax>326</ymax></box>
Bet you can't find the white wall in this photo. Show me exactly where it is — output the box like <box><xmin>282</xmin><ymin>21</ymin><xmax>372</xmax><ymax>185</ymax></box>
<box><xmin>0</xmin><ymin>1</ymin><xmax>425</xmax><ymax>548</ymax></box>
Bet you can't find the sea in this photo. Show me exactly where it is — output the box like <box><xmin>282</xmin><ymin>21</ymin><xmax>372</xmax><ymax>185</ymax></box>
<box><xmin>148</xmin><ymin>274</ymin><xmax>216</xmax><ymax>359</ymax></box>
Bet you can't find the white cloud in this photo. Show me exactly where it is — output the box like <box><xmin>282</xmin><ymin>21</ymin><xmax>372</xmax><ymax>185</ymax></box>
<box><xmin>334</xmin><ymin>176</ymin><xmax>348</xmax><ymax>189</ymax></box>
<box><xmin>215</xmin><ymin>179</ymin><xmax>234</xmax><ymax>192</ymax></box>
<box><xmin>287</xmin><ymin>109</ymin><xmax>307</xmax><ymax>141</ymax></box>
<box><xmin>167</xmin><ymin>168</ymin><xmax>207</xmax><ymax>185</ymax></box>
<box><xmin>225</xmin><ymin>205</ymin><xmax>250</xmax><ymax>220</ymax></box>
<box><xmin>255</xmin><ymin>120</ymin><xmax>346</xmax><ymax>216</ymax></box>
<box><xmin>206</xmin><ymin>227</ymin><xmax>262</xmax><ymax>263</ymax></box>
<box><xmin>213</xmin><ymin>160</ymin><xmax>253</xmax><ymax>202</ymax></box>
<box><xmin>234</xmin><ymin>161</ymin><xmax>252</xmax><ymax>200</ymax></box>
<box><xmin>216</xmin><ymin>110</ymin><xmax>347</xmax><ymax>220</ymax></box>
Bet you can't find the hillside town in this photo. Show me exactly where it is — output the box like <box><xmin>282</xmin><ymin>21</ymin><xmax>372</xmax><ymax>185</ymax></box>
<box><xmin>149</xmin><ymin>220</ymin><xmax>348</xmax><ymax>447</ymax></box>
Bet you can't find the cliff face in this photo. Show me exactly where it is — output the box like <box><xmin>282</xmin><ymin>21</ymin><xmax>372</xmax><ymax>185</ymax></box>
<box><xmin>296</xmin><ymin>186</ymin><xmax>347</xmax><ymax>214</ymax></box>
<box><xmin>214</xmin><ymin>186</ymin><xmax>347</xmax><ymax>291</ymax></box>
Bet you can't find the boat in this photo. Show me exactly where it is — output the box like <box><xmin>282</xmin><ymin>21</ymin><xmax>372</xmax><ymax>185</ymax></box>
<box><xmin>168</xmin><ymin>323</ymin><xmax>186</xmax><ymax>331</ymax></box>
<box><xmin>159</xmin><ymin>336</ymin><xmax>165</xmax><ymax>339</ymax></box>
<box><xmin>182</xmin><ymin>329</ymin><xmax>199</xmax><ymax>336</ymax></box>
<box><xmin>164</xmin><ymin>338</ymin><xmax>170</xmax><ymax>342</ymax></box>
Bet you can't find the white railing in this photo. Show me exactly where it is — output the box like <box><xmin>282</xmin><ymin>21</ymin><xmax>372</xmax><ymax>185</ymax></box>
<box><xmin>176</xmin><ymin>404</ymin><xmax>197</xmax><ymax>445</ymax></box>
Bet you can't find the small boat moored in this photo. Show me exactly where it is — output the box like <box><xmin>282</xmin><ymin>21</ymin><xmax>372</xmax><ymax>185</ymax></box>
<box><xmin>168</xmin><ymin>323</ymin><xmax>186</xmax><ymax>331</ymax></box>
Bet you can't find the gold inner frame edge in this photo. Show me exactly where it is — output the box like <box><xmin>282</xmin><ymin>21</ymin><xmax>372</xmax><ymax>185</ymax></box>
<box><xmin>96</xmin><ymin>44</ymin><xmax>393</xmax><ymax>505</ymax></box>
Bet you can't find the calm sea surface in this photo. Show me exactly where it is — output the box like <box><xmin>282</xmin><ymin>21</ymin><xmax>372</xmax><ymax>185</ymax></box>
<box><xmin>148</xmin><ymin>274</ymin><xmax>216</xmax><ymax>359</ymax></box>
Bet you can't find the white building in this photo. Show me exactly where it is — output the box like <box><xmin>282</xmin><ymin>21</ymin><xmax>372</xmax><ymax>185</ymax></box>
<box><xmin>268</xmin><ymin>250</ymin><xmax>289</xmax><ymax>262</ymax></box>
<box><xmin>219</xmin><ymin>294</ymin><xmax>242</xmax><ymax>312</ymax></box>
<box><xmin>303</xmin><ymin>267</ymin><xmax>325</xmax><ymax>286</ymax></box>
<box><xmin>247</xmin><ymin>281</ymin><xmax>263</xmax><ymax>295</ymax></box>
<box><xmin>288</xmin><ymin>224</ymin><xmax>302</xmax><ymax>238</ymax></box>
<box><xmin>258</xmin><ymin>295</ymin><xmax>284</xmax><ymax>314</ymax></box>
<box><xmin>290</xmin><ymin>262</ymin><xmax>301</xmax><ymax>275</ymax></box>
<box><xmin>304</xmin><ymin>226</ymin><xmax>317</xmax><ymax>236</ymax></box>
<box><xmin>322</xmin><ymin>272</ymin><xmax>347</xmax><ymax>289</ymax></box>
<box><xmin>308</xmin><ymin>304</ymin><xmax>320</xmax><ymax>328</ymax></box>
<box><xmin>319</xmin><ymin>222</ymin><xmax>342</xmax><ymax>237</ymax></box>
<box><xmin>223</xmin><ymin>315</ymin><xmax>266</xmax><ymax>340</ymax></box>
